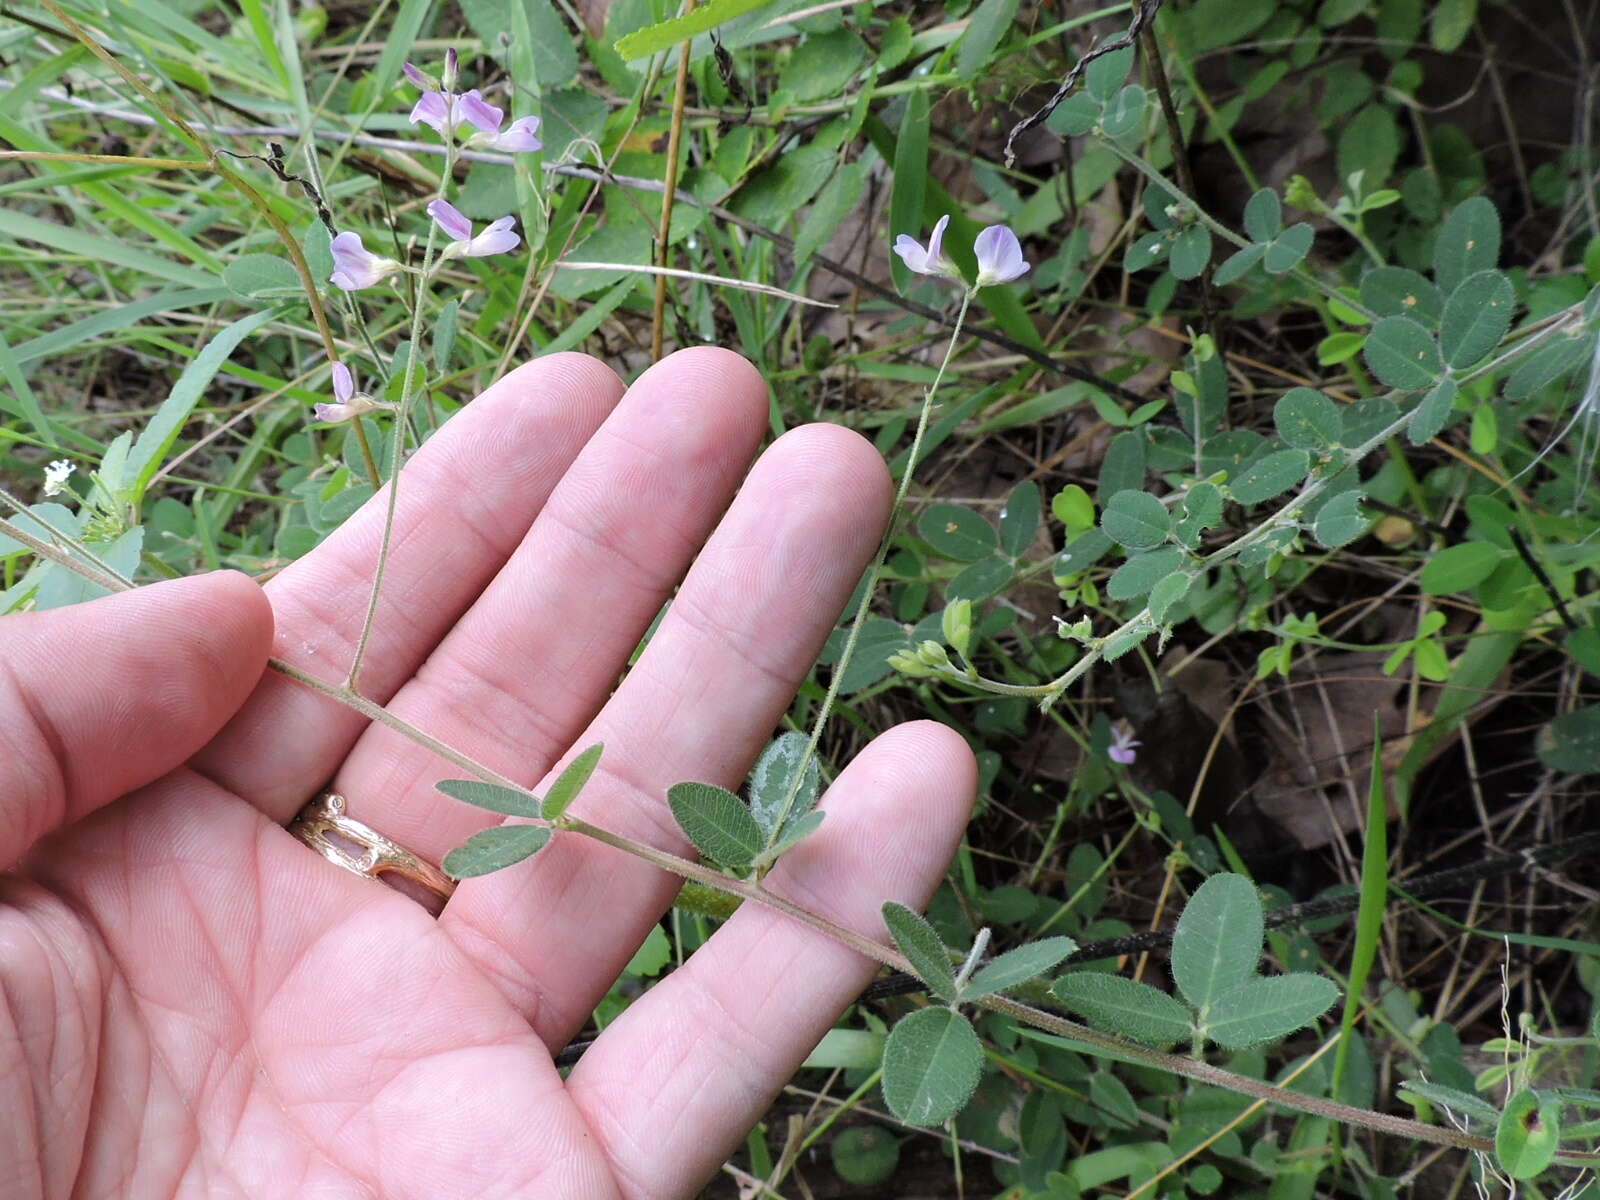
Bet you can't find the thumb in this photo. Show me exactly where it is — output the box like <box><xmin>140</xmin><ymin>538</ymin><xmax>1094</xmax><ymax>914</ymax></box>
<box><xmin>0</xmin><ymin>571</ymin><xmax>273</xmax><ymax>868</ymax></box>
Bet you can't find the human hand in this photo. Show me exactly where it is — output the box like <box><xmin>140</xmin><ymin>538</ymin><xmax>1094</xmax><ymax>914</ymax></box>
<box><xmin>1</xmin><ymin>348</ymin><xmax>976</xmax><ymax>1199</ymax></box>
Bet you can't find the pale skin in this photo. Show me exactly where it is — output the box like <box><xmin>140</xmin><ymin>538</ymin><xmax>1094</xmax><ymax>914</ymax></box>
<box><xmin>0</xmin><ymin>348</ymin><xmax>977</xmax><ymax>1199</ymax></box>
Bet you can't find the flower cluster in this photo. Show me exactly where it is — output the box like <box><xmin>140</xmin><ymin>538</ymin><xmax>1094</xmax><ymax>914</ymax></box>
<box><xmin>893</xmin><ymin>215</ymin><xmax>1030</xmax><ymax>289</ymax></box>
<box><xmin>326</xmin><ymin>50</ymin><xmax>534</xmax><ymax>297</ymax></box>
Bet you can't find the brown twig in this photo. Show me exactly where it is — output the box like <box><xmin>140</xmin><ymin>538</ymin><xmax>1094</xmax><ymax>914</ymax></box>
<box><xmin>1003</xmin><ymin>0</ymin><xmax>1165</xmax><ymax>168</ymax></box>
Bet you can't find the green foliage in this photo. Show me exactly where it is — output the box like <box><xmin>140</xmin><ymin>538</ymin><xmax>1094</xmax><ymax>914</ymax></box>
<box><xmin>7</xmin><ymin>0</ymin><xmax>1599</xmax><ymax>1190</ymax></box>
<box><xmin>442</xmin><ymin>825</ymin><xmax>552</xmax><ymax>878</ymax></box>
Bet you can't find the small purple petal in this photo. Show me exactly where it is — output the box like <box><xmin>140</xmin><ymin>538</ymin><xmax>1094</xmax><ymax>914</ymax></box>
<box><xmin>458</xmin><ymin>90</ymin><xmax>503</xmax><ymax>136</ymax></box>
<box><xmin>924</xmin><ymin>214</ymin><xmax>952</xmax><ymax>268</ymax></box>
<box><xmin>892</xmin><ymin>233</ymin><xmax>929</xmax><ymax>274</ymax></box>
<box><xmin>427</xmin><ymin>198</ymin><xmax>473</xmax><ymax>243</ymax></box>
<box><xmin>1108</xmin><ymin>744</ymin><xmax>1138</xmax><ymax>765</ymax></box>
<box><xmin>463</xmin><ymin>215</ymin><xmax>521</xmax><ymax>257</ymax></box>
<box><xmin>488</xmin><ymin>115</ymin><xmax>543</xmax><ymax>153</ymax></box>
<box><xmin>402</xmin><ymin>61</ymin><xmax>430</xmax><ymax>89</ymax></box>
<box><xmin>331</xmin><ymin>361</ymin><xmax>354</xmax><ymax>403</ymax></box>
<box><xmin>409</xmin><ymin>90</ymin><xmax>450</xmax><ymax>132</ymax></box>
<box><xmin>444</xmin><ymin>47</ymin><xmax>459</xmax><ymax>86</ymax></box>
<box><xmin>974</xmin><ymin>223</ymin><xmax>1029</xmax><ymax>286</ymax></box>
<box><xmin>313</xmin><ymin>401</ymin><xmax>356</xmax><ymax>423</ymax></box>
<box><xmin>329</xmin><ymin>231</ymin><xmax>396</xmax><ymax>290</ymax></box>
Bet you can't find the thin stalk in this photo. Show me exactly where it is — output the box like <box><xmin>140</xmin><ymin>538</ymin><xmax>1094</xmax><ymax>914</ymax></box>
<box><xmin>763</xmin><ymin>292</ymin><xmax>974</xmax><ymax>855</ymax></box>
<box><xmin>343</xmin><ymin>142</ymin><xmax>453</xmax><ymax>691</ymax></box>
<box><xmin>652</xmin><ymin>0</ymin><xmax>696</xmax><ymax>362</ymax></box>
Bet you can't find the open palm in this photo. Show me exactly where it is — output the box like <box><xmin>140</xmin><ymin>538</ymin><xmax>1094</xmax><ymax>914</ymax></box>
<box><xmin>1</xmin><ymin>349</ymin><xmax>975</xmax><ymax>1199</ymax></box>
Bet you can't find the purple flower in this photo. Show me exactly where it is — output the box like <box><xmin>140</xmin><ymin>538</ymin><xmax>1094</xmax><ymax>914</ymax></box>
<box><xmin>1108</xmin><ymin>726</ymin><xmax>1141</xmax><ymax>765</ymax></box>
<box><xmin>402</xmin><ymin>61</ymin><xmax>435</xmax><ymax>90</ymax></box>
<box><xmin>893</xmin><ymin>214</ymin><xmax>960</xmax><ymax>280</ymax></box>
<box><xmin>974</xmin><ymin>224</ymin><xmax>1029</xmax><ymax>286</ymax></box>
<box><xmin>409</xmin><ymin>89</ymin><xmax>460</xmax><ymax>137</ymax></box>
<box><xmin>312</xmin><ymin>362</ymin><xmax>380</xmax><ymax>423</ymax></box>
<box><xmin>458</xmin><ymin>91</ymin><xmax>543</xmax><ymax>153</ymax></box>
<box><xmin>329</xmin><ymin>231</ymin><xmax>402</xmax><ymax>291</ymax></box>
<box><xmin>427</xmin><ymin>199</ymin><xmax>521</xmax><ymax>260</ymax></box>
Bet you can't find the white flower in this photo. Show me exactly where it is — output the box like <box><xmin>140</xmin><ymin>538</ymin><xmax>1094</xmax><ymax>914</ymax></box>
<box><xmin>42</xmin><ymin>459</ymin><xmax>74</xmax><ymax>496</ymax></box>
<box><xmin>893</xmin><ymin>214</ymin><xmax>961</xmax><ymax>280</ymax></box>
<box><xmin>974</xmin><ymin>224</ymin><xmax>1030</xmax><ymax>286</ymax></box>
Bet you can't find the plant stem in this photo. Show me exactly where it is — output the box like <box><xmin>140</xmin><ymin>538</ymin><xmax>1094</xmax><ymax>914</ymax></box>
<box><xmin>342</xmin><ymin>141</ymin><xmax>453</xmax><ymax>692</ymax></box>
<box><xmin>764</xmin><ymin>291</ymin><xmax>974</xmax><ymax>850</ymax></box>
<box><xmin>651</xmin><ymin>0</ymin><xmax>696</xmax><ymax>362</ymax></box>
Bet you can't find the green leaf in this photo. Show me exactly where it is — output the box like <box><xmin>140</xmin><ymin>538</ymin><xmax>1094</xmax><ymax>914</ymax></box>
<box><xmin>614</xmin><ymin>0</ymin><xmax>774</xmax><ymax>59</ymax></box>
<box><xmin>1169</xmin><ymin>225</ymin><xmax>1212</xmax><ymax>281</ymax></box>
<box><xmin>1535</xmin><ymin>704</ymin><xmax>1600</xmax><ymax>774</ymax></box>
<box><xmin>1429</xmin><ymin>0</ymin><xmax>1478</xmax><ymax>52</ymax></box>
<box><xmin>999</xmin><ymin>481</ymin><xmax>1041</xmax><ymax>558</ymax></box>
<box><xmin>543</xmin><ymin>743</ymin><xmax>603</xmax><ymax>820</ymax></box>
<box><xmin>830</xmin><ymin>1126</ymin><xmax>900</xmax><ymax>1187</ymax></box>
<box><xmin>780</xmin><ymin>29</ymin><xmax>866</xmax><ymax>101</ymax></box>
<box><xmin>1439</xmin><ymin>269</ymin><xmax>1514</xmax><ymax>369</ymax></box>
<box><xmin>667</xmin><ymin>781</ymin><xmax>763</xmax><ymax>867</ymax></box>
<box><xmin>749</xmin><ymin>810</ymin><xmax>825</xmax><ymax>868</ymax></box>
<box><xmin>1399</xmin><ymin>1080</ymin><xmax>1501</xmax><ymax>1125</ymax></box>
<box><xmin>223</xmin><ymin>253</ymin><xmax>302</xmax><ymax>302</ymax></box>
<box><xmin>1098</xmin><ymin>431</ymin><xmax>1146</xmax><ymax>502</ymax></box>
<box><xmin>1433</xmin><ymin>196</ymin><xmax>1500</xmax><ymax>294</ymax></box>
<box><xmin>947</xmin><ymin>556</ymin><xmax>1013</xmax><ymax>603</ymax></box>
<box><xmin>957</xmin><ymin>0</ymin><xmax>1022</xmax><ymax>79</ymax></box>
<box><xmin>1314</xmin><ymin>490</ymin><xmax>1371</xmax><ymax>548</ymax></box>
<box><xmin>747</xmin><ymin>731</ymin><xmax>819</xmax><ymax>840</ymax></box>
<box><xmin>443</xmin><ymin>825</ymin><xmax>551</xmax><ymax>878</ymax></box>
<box><xmin>1125</xmin><ymin>231</ymin><xmax>1169</xmax><ymax>272</ymax></box>
<box><xmin>1263</xmin><ymin>223</ymin><xmax>1314</xmax><ymax>274</ymax></box>
<box><xmin>1213</xmin><ymin>243</ymin><xmax>1265</xmax><ymax>286</ymax></box>
<box><xmin>882</xmin><ymin>901</ymin><xmax>958</xmax><ymax>1002</ymax></box>
<box><xmin>126</xmin><ymin>306</ymin><xmax>285</xmax><ymax>503</ymax></box>
<box><xmin>433</xmin><ymin>298</ymin><xmax>459</xmax><ymax>374</ymax></box>
<box><xmin>1051</xmin><ymin>973</ymin><xmax>1194</xmax><ymax>1048</ymax></box>
<box><xmin>889</xmin><ymin>89</ymin><xmax>930</xmax><ymax>293</ymax></box>
<box><xmin>1101</xmin><ymin>490</ymin><xmax>1171</xmax><ymax>549</ymax></box>
<box><xmin>882</xmin><ymin>1007</ymin><xmax>984</xmax><ymax>1126</ymax></box>
<box><xmin>1046</xmin><ymin>92</ymin><xmax>1102</xmax><ymax>137</ymax></box>
<box><xmin>1337</xmin><ymin>103</ymin><xmax>1401</xmax><ymax>190</ymax></box>
<box><xmin>1147</xmin><ymin>571</ymin><xmax>1194</xmax><ymax>623</ymax></box>
<box><xmin>794</xmin><ymin>163</ymin><xmax>865</xmax><ymax>266</ymax></box>
<box><xmin>962</xmin><ymin>937</ymin><xmax>1078</xmax><ymax>1000</ymax></box>
<box><xmin>1084</xmin><ymin>46</ymin><xmax>1135</xmax><ymax>102</ymax></box>
<box><xmin>1230</xmin><ymin>449</ymin><xmax>1310</xmax><ymax>506</ymax></box>
<box><xmin>919</xmin><ymin>504</ymin><xmax>998</xmax><ymax>561</ymax></box>
<box><xmin>1173</xmin><ymin>482</ymin><xmax>1222</xmax><ymax>548</ymax></box>
<box><xmin>1274</xmin><ymin>388</ymin><xmax>1343</xmax><ymax>450</ymax></box>
<box><xmin>436</xmin><ymin>779</ymin><xmax>542</xmax><ymax>818</ymax></box>
<box><xmin>1363</xmin><ymin>315</ymin><xmax>1443</xmax><ymax>390</ymax></box>
<box><xmin>1172</xmin><ymin>873</ymin><xmax>1263</xmax><ymax>1011</ymax></box>
<box><xmin>1360</xmin><ymin>266</ymin><xmax>1443</xmax><ymax>324</ymax></box>
<box><xmin>1200</xmin><ymin>974</ymin><xmax>1339</xmax><ymax>1049</ymax></box>
<box><xmin>0</xmin><ymin>502</ymin><xmax>77</xmax><ymax>559</ymax></box>
<box><xmin>1243</xmin><ymin>188</ymin><xmax>1282</xmax><ymax>242</ymax></box>
<box><xmin>1420</xmin><ymin>541</ymin><xmax>1504</xmax><ymax>595</ymax></box>
<box><xmin>1408</xmin><ymin>377</ymin><xmax>1458</xmax><ymax>444</ymax></box>
<box><xmin>1100</xmin><ymin>84</ymin><xmax>1148</xmax><ymax>141</ymax></box>
<box><xmin>1505</xmin><ymin>336</ymin><xmax>1589</xmax><ymax>400</ymax></box>
<box><xmin>1108</xmin><ymin>546</ymin><xmax>1185</xmax><ymax>601</ymax></box>
<box><xmin>1495</xmin><ymin>1089</ymin><xmax>1561</xmax><ymax>1180</ymax></box>
<box><xmin>1052</xmin><ymin>484</ymin><xmax>1096</xmax><ymax>532</ymax></box>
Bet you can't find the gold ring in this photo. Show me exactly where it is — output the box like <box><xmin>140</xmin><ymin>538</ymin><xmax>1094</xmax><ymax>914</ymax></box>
<box><xmin>288</xmin><ymin>792</ymin><xmax>456</xmax><ymax>914</ymax></box>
